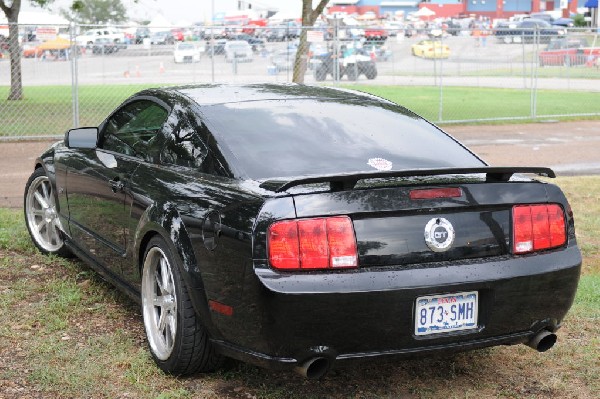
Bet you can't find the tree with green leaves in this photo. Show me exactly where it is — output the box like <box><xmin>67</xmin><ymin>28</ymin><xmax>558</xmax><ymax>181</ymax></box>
<box><xmin>292</xmin><ymin>0</ymin><xmax>329</xmax><ymax>84</ymax></box>
<box><xmin>62</xmin><ymin>0</ymin><xmax>127</xmax><ymax>25</ymax></box>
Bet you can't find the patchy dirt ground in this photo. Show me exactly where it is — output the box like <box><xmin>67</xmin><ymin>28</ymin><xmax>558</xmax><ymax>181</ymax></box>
<box><xmin>2</xmin><ymin>120</ymin><xmax>599</xmax><ymax>208</ymax></box>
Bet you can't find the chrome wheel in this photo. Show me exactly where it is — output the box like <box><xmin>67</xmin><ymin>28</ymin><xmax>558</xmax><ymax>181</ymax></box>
<box><xmin>25</xmin><ymin>173</ymin><xmax>64</xmax><ymax>253</ymax></box>
<box><xmin>142</xmin><ymin>246</ymin><xmax>178</xmax><ymax>361</ymax></box>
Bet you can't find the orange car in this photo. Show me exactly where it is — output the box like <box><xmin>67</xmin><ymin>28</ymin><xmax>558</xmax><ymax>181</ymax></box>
<box><xmin>22</xmin><ymin>43</ymin><xmax>43</xmax><ymax>58</ymax></box>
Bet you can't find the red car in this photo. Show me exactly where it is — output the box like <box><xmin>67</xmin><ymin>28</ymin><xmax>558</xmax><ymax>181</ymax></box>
<box><xmin>364</xmin><ymin>27</ymin><xmax>388</xmax><ymax>41</ymax></box>
<box><xmin>171</xmin><ymin>29</ymin><xmax>184</xmax><ymax>42</ymax></box>
<box><xmin>539</xmin><ymin>38</ymin><xmax>600</xmax><ymax>67</ymax></box>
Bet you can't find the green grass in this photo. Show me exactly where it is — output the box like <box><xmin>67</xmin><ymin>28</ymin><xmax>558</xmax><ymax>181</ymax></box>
<box><xmin>553</xmin><ymin>176</ymin><xmax>600</xmax><ymax>275</ymax></box>
<box><xmin>0</xmin><ymin>84</ymin><xmax>156</xmax><ymax>137</ymax></box>
<box><xmin>352</xmin><ymin>85</ymin><xmax>600</xmax><ymax>122</ymax></box>
<box><xmin>1</xmin><ymin>85</ymin><xmax>600</xmax><ymax>137</ymax></box>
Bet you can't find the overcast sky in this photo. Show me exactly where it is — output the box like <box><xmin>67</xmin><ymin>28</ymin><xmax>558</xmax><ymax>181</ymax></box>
<box><xmin>22</xmin><ymin>0</ymin><xmax>306</xmax><ymax>23</ymax></box>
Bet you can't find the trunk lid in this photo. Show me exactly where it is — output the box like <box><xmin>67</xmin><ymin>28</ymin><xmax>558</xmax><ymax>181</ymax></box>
<box><xmin>291</xmin><ymin>180</ymin><xmax>552</xmax><ymax>268</ymax></box>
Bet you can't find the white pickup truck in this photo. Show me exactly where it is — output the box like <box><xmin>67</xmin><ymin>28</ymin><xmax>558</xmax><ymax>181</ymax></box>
<box><xmin>76</xmin><ymin>28</ymin><xmax>125</xmax><ymax>47</ymax></box>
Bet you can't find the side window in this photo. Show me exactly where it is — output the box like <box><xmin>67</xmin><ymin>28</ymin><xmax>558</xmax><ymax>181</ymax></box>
<box><xmin>161</xmin><ymin>106</ymin><xmax>208</xmax><ymax>168</ymax></box>
<box><xmin>101</xmin><ymin>100</ymin><xmax>169</xmax><ymax>160</ymax></box>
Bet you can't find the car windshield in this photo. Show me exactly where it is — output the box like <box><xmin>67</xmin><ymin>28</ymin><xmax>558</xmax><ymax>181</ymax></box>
<box><xmin>201</xmin><ymin>99</ymin><xmax>484</xmax><ymax>180</ymax></box>
<box><xmin>178</xmin><ymin>44</ymin><xmax>195</xmax><ymax>50</ymax></box>
<box><xmin>229</xmin><ymin>44</ymin><xmax>248</xmax><ymax>50</ymax></box>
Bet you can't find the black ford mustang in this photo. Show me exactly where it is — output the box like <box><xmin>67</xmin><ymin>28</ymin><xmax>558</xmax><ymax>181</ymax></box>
<box><xmin>24</xmin><ymin>84</ymin><xmax>581</xmax><ymax>379</ymax></box>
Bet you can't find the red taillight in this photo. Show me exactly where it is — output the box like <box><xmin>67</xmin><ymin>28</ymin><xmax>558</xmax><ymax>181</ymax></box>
<box><xmin>268</xmin><ymin>216</ymin><xmax>358</xmax><ymax>270</ymax></box>
<box><xmin>410</xmin><ymin>187</ymin><xmax>462</xmax><ymax>200</ymax></box>
<box><xmin>512</xmin><ymin>204</ymin><xmax>566</xmax><ymax>254</ymax></box>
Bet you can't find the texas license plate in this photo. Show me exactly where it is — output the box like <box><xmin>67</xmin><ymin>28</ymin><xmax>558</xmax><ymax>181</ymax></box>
<box><xmin>415</xmin><ymin>291</ymin><xmax>478</xmax><ymax>336</ymax></box>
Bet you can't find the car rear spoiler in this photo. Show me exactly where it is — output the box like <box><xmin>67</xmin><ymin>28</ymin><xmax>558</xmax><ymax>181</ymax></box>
<box><xmin>260</xmin><ymin>167</ymin><xmax>555</xmax><ymax>193</ymax></box>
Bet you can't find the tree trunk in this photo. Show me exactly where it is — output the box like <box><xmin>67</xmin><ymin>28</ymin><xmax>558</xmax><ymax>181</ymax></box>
<box><xmin>292</xmin><ymin>0</ymin><xmax>329</xmax><ymax>84</ymax></box>
<box><xmin>2</xmin><ymin>0</ymin><xmax>23</xmax><ymax>101</ymax></box>
<box><xmin>292</xmin><ymin>30</ymin><xmax>309</xmax><ymax>83</ymax></box>
<box><xmin>7</xmin><ymin>19</ymin><xmax>23</xmax><ymax>100</ymax></box>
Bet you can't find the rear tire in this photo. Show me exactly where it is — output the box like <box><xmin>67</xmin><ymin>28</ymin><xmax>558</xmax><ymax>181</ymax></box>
<box><xmin>314</xmin><ymin>65</ymin><xmax>327</xmax><ymax>81</ymax></box>
<box><xmin>365</xmin><ymin>64</ymin><xmax>377</xmax><ymax>80</ymax></box>
<box><xmin>24</xmin><ymin>168</ymin><xmax>71</xmax><ymax>257</ymax></box>
<box><xmin>141</xmin><ymin>236</ymin><xmax>223</xmax><ymax>375</ymax></box>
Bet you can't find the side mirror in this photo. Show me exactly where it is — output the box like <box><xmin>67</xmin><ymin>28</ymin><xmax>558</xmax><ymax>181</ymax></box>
<box><xmin>65</xmin><ymin>127</ymin><xmax>98</xmax><ymax>149</ymax></box>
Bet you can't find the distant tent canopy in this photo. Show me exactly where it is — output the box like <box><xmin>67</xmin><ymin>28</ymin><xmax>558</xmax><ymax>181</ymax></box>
<box><xmin>584</xmin><ymin>0</ymin><xmax>597</xmax><ymax>7</ymax></box>
<box><xmin>38</xmin><ymin>37</ymin><xmax>72</xmax><ymax>50</ymax></box>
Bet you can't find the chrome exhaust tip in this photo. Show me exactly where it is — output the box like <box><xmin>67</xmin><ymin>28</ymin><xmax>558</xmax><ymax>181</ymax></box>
<box><xmin>294</xmin><ymin>357</ymin><xmax>331</xmax><ymax>379</ymax></box>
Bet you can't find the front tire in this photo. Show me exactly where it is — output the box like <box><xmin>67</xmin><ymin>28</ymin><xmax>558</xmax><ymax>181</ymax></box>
<box><xmin>346</xmin><ymin>65</ymin><xmax>358</xmax><ymax>81</ymax></box>
<box><xmin>141</xmin><ymin>236</ymin><xmax>223</xmax><ymax>375</ymax></box>
<box><xmin>24</xmin><ymin>168</ymin><xmax>71</xmax><ymax>257</ymax></box>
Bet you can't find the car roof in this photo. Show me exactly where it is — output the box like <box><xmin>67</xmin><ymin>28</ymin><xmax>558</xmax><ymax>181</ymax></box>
<box><xmin>161</xmin><ymin>84</ymin><xmax>391</xmax><ymax>107</ymax></box>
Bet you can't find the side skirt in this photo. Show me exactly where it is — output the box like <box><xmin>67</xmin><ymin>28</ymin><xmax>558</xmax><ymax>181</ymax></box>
<box><xmin>65</xmin><ymin>238</ymin><xmax>141</xmax><ymax>304</ymax></box>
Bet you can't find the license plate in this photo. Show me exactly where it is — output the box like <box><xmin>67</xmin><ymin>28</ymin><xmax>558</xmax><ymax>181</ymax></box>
<box><xmin>415</xmin><ymin>291</ymin><xmax>478</xmax><ymax>336</ymax></box>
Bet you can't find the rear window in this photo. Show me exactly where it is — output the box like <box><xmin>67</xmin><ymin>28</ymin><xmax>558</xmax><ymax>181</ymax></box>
<box><xmin>201</xmin><ymin>99</ymin><xmax>485</xmax><ymax>180</ymax></box>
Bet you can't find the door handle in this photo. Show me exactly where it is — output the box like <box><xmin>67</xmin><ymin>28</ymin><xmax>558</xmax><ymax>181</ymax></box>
<box><xmin>108</xmin><ymin>177</ymin><xmax>125</xmax><ymax>193</ymax></box>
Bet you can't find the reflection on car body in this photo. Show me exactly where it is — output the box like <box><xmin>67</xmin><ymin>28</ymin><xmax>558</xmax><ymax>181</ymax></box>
<box><xmin>24</xmin><ymin>84</ymin><xmax>581</xmax><ymax>379</ymax></box>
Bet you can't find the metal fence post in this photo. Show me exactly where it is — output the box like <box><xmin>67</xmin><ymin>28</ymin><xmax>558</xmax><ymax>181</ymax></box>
<box><xmin>530</xmin><ymin>27</ymin><xmax>538</xmax><ymax>120</ymax></box>
<box><xmin>438</xmin><ymin>31</ymin><xmax>444</xmax><ymax>123</ymax></box>
<box><xmin>70</xmin><ymin>22</ymin><xmax>80</xmax><ymax>128</ymax></box>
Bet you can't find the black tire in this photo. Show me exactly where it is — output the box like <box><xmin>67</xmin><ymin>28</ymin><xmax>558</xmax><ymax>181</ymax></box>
<box><xmin>141</xmin><ymin>236</ymin><xmax>223</xmax><ymax>376</ymax></box>
<box><xmin>346</xmin><ymin>65</ymin><xmax>358</xmax><ymax>81</ymax></box>
<box><xmin>365</xmin><ymin>64</ymin><xmax>377</xmax><ymax>80</ymax></box>
<box><xmin>24</xmin><ymin>168</ymin><xmax>72</xmax><ymax>257</ymax></box>
<box><xmin>314</xmin><ymin>66</ymin><xmax>327</xmax><ymax>81</ymax></box>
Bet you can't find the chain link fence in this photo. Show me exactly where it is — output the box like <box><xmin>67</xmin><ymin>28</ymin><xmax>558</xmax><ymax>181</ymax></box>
<box><xmin>1</xmin><ymin>22</ymin><xmax>599</xmax><ymax>139</ymax></box>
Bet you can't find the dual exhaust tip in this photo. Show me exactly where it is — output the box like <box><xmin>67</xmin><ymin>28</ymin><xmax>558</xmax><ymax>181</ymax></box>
<box><xmin>295</xmin><ymin>330</ymin><xmax>557</xmax><ymax>379</ymax></box>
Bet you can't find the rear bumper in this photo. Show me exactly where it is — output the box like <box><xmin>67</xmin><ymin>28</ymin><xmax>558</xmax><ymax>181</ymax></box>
<box><xmin>212</xmin><ymin>245</ymin><xmax>581</xmax><ymax>371</ymax></box>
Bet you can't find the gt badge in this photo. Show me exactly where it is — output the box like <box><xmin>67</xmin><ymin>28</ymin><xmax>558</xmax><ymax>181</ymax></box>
<box><xmin>424</xmin><ymin>218</ymin><xmax>455</xmax><ymax>252</ymax></box>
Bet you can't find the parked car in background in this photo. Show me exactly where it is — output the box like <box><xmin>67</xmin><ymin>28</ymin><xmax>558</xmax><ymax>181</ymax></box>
<box><xmin>264</xmin><ymin>23</ymin><xmax>301</xmax><ymax>42</ymax></box>
<box><xmin>173</xmin><ymin>42</ymin><xmax>201</xmax><ymax>63</ymax></box>
<box><xmin>151</xmin><ymin>31</ymin><xmax>176</xmax><ymax>45</ymax></box>
<box><xmin>24</xmin><ymin>84</ymin><xmax>581</xmax><ymax>379</ymax></box>
<box><xmin>364</xmin><ymin>26</ymin><xmax>388</xmax><ymax>42</ymax></box>
<box><xmin>76</xmin><ymin>28</ymin><xmax>125</xmax><ymax>47</ymax></box>
<box><xmin>224</xmin><ymin>40</ymin><xmax>253</xmax><ymax>62</ymax></box>
<box><xmin>495</xmin><ymin>19</ymin><xmax>564</xmax><ymax>44</ymax></box>
<box><xmin>92</xmin><ymin>38</ymin><xmax>119</xmax><ymax>54</ymax></box>
<box><xmin>171</xmin><ymin>28</ymin><xmax>185</xmax><ymax>42</ymax></box>
<box><xmin>22</xmin><ymin>42</ymin><xmax>43</xmax><ymax>58</ymax></box>
<box><xmin>270</xmin><ymin>49</ymin><xmax>296</xmax><ymax>71</ymax></box>
<box><xmin>539</xmin><ymin>38</ymin><xmax>600</xmax><ymax>66</ymax></box>
<box><xmin>227</xmin><ymin>33</ymin><xmax>265</xmax><ymax>52</ymax></box>
<box><xmin>134</xmin><ymin>27</ymin><xmax>151</xmax><ymax>44</ymax></box>
<box><xmin>411</xmin><ymin>40</ymin><xmax>450</xmax><ymax>59</ymax></box>
<box><xmin>205</xmin><ymin>39</ymin><xmax>226</xmax><ymax>56</ymax></box>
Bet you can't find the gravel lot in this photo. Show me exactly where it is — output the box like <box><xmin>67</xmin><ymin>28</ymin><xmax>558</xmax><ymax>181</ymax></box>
<box><xmin>1</xmin><ymin>120</ymin><xmax>599</xmax><ymax>208</ymax></box>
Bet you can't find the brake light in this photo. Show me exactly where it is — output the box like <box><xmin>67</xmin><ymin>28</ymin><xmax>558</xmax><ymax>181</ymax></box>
<box><xmin>268</xmin><ymin>216</ymin><xmax>358</xmax><ymax>270</ymax></box>
<box><xmin>410</xmin><ymin>187</ymin><xmax>462</xmax><ymax>200</ymax></box>
<box><xmin>512</xmin><ymin>204</ymin><xmax>566</xmax><ymax>254</ymax></box>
